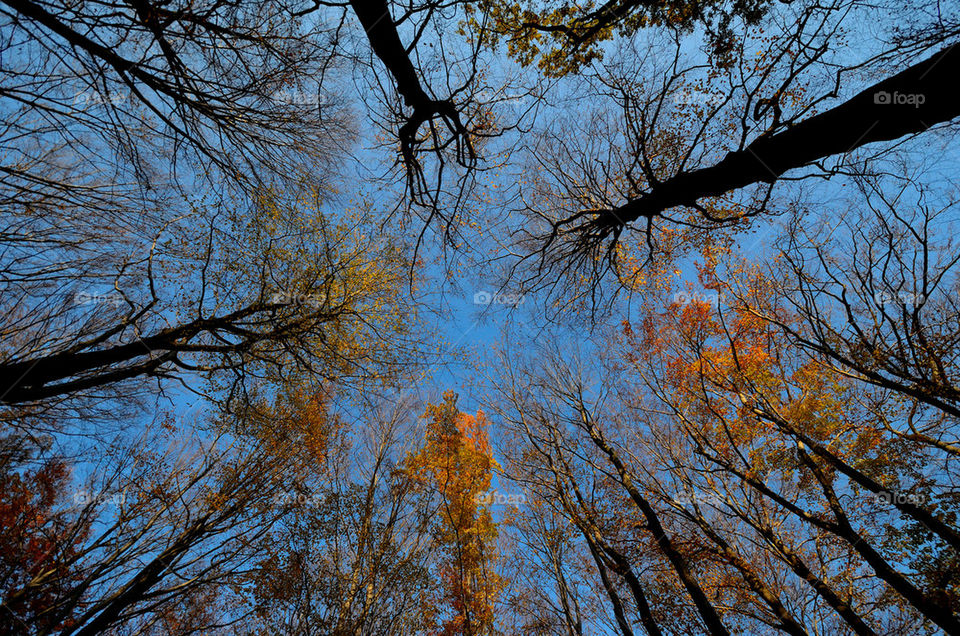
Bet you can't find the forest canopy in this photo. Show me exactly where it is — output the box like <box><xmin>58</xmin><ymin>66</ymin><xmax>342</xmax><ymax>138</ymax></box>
<box><xmin>2</xmin><ymin>0</ymin><xmax>960</xmax><ymax>633</ymax></box>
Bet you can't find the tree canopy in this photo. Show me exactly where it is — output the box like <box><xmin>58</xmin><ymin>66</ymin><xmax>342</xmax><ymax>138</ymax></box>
<box><xmin>2</xmin><ymin>0</ymin><xmax>960</xmax><ymax>633</ymax></box>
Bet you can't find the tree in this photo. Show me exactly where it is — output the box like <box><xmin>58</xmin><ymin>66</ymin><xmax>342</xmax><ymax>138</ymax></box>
<box><xmin>744</xmin><ymin>175</ymin><xmax>960</xmax><ymax>425</ymax></box>
<box><xmin>618</xmin><ymin>259</ymin><xmax>960</xmax><ymax>631</ymax></box>
<box><xmin>0</xmin><ymin>0</ymin><xmax>414</xmax><ymax>417</ymax></box>
<box><xmin>477</xmin><ymin>0</ymin><xmax>776</xmax><ymax>75</ymax></box>
<box><xmin>0</xmin><ymin>446</ymin><xmax>87</xmax><ymax>634</ymax></box>
<box><xmin>0</xmin><ymin>186</ymin><xmax>421</xmax><ymax>415</ymax></box>
<box><xmin>250</xmin><ymin>392</ymin><xmax>438</xmax><ymax>636</ymax></box>
<box><xmin>490</xmin><ymin>347</ymin><xmax>742</xmax><ymax>635</ymax></box>
<box><xmin>344</xmin><ymin>0</ymin><xmax>478</xmax><ymax>203</ymax></box>
<box><xmin>5</xmin><ymin>0</ymin><xmax>960</xmax><ymax>633</ymax></box>
<box><xmin>486</xmin><ymin>283</ymin><xmax>960</xmax><ymax>633</ymax></box>
<box><xmin>572</xmin><ymin>43</ymin><xmax>960</xmax><ymax>250</ymax></box>
<box><xmin>0</xmin><ymin>0</ymin><xmax>341</xmax><ymax>189</ymax></box>
<box><xmin>492</xmin><ymin>0</ymin><xmax>960</xmax><ymax>302</ymax></box>
<box><xmin>405</xmin><ymin>391</ymin><xmax>504</xmax><ymax>636</ymax></box>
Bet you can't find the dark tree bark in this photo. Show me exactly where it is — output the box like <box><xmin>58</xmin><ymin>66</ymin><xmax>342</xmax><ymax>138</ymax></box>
<box><xmin>582</xmin><ymin>44</ymin><xmax>960</xmax><ymax>237</ymax></box>
<box><xmin>346</xmin><ymin>0</ymin><xmax>473</xmax><ymax>190</ymax></box>
<box><xmin>580</xmin><ymin>411</ymin><xmax>732</xmax><ymax>636</ymax></box>
<box><xmin>0</xmin><ymin>303</ymin><xmax>334</xmax><ymax>404</ymax></box>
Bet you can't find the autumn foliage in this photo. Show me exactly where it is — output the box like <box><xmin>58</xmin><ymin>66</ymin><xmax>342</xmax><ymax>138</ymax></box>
<box><xmin>2</xmin><ymin>0</ymin><xmax>960</xmax><ymax>633</ymax></box>
<box><xmin>406</xmin><ymin>392</ymin><xmax>504</xmax><ymax>636</ymax></box>
<box><xmin>0</xmin><ymin>457</ymin><xmax>86</xmax><ymax>634</ymax></box>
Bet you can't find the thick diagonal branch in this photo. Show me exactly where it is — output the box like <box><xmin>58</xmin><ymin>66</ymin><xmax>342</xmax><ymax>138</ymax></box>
<box><xmin>0</xmin><ymin>303</ymin><xmax>332</xmax><ymax>404</ymax></box>
<box><xmin>587</xmin><ymin>44</ymin><xmax>960</xmax><ymax>235</ymax></box>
